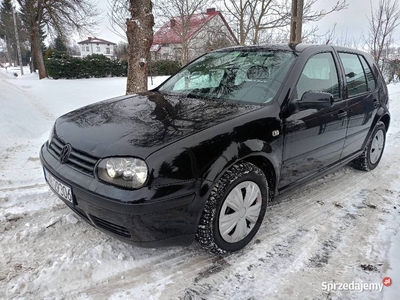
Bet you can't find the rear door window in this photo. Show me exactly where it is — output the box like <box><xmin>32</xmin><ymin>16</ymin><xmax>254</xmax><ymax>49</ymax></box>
<box><xmin>338</xmin><ymin>53</ymin><xmax>368</xmax><ymax>97</ymax></box>
<box><xmin>359</xmin><ymin>56</ymin><xmax>377</xmax><ymax>91</ymax></box>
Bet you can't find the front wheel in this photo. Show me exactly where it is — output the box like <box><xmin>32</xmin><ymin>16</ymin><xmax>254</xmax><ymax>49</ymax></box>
<box><xmin>352</xmin><ymin>121</ymin><xmax>386</xmax><ymax>171</ymax></box>
<box><xmin>196</xmin><ymin>162</ymin><xmax>268</xmax><ymax>253</ymax></box>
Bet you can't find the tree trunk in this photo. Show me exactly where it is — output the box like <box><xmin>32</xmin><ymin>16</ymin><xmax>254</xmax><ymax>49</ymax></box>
<box><xmin>252</xmin><ymin>27</ymin><xmax>260</xmax><ymax>45</ymax></box>
<box><xmin>126</xmin><ymin>0</ymin><xmax>154</xmax><ymax>94</ymax></box>
<box><xmin>239</xmin><ymin>19</ymin><xmax>246</xmax><ymax>45</ymax></box>
<box><xmin>290</xmin><ymin>0</ymin><xmax>304</xmax><ymax>44</ymax></box>
<box><xmin>31</xmin><ymin>24</ymin><xmax>46</xmax><ymax>78</ymax></box>
<box><xmin>181</xmin><ymin>41</ymin><xmax>189</xmax><ymax>66</ymax></box>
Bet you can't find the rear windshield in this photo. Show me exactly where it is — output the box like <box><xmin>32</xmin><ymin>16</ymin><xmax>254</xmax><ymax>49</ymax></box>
<box><xmin>158</xmin><ymin>50</ymin><xmax>296</xmax><ymax>105</ymax></box>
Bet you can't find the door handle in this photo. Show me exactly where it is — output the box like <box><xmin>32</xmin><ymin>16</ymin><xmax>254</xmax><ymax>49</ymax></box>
<box><xmin>336</xmin><ymin>110</ymin><xmax>348</xmax><ymax>119</ymax></box>
<box><xmin>373</xmin><ymin>99</ymin><xmax>379</xmax><ymax>108</ymax></box>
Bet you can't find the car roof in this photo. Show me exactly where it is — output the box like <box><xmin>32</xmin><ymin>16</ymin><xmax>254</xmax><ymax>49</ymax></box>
<box><xmin>216</xmin><ymin>43</ymin><xmax>367</xmax><ymax>55</ymax></box>
<box><xmin>215</xmin><ymin>43</ymin><xmax>319</xmax><ymax>53</ymax></box>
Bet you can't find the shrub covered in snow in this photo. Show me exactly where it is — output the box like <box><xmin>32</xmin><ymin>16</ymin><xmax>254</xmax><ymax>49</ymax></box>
<box><xmin>45</xmin><ymin>51</ymin><xmax>181</xmax><ymax>79</ymax></box>
<box><xmin>149</xmin><ymin>60</ymin><xmax>181</xmax><ymax>76</ymax></box>
<box><xmin>45</xmin><ymin>52</ymin><xmax>127</xmax><ymax>79</ymax></box>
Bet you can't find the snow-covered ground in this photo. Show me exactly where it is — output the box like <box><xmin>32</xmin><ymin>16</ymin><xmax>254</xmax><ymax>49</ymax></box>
<box><xmin>0</xmin><ymin>67</ymin><xmax>399</xmax><ymax>299</ymax></box>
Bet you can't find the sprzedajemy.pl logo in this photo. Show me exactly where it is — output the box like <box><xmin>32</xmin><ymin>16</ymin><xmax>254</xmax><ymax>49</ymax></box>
<box><xmin>322</xmin><ymin>277</ymin><xmax>392</xmax><ymax>293</ymax></box>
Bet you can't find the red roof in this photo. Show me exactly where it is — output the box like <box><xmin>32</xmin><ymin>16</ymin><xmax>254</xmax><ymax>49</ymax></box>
<box><xmin>153</xmin><ymin>11</ymin><xmax>238</xmax><ymax>45</ymax></box>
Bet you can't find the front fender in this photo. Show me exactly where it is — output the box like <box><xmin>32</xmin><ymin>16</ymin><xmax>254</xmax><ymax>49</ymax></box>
<box><xmin>202</xmin><ymin>138</ymin><xmax>282</xmax><ymax>192</ymax></box>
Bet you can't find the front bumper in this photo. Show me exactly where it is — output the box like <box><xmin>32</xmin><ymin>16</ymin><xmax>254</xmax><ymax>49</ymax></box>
<box><xmin>40</xmin><ymin>143</ymin><xmax>205</xmax><ymax>247</ymax></box>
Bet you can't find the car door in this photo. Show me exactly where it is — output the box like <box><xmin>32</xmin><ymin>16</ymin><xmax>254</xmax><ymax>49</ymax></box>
<box><xmin>337</xmin><ymin>52</ymin><xmax>378</xmax><ymax>159</ymax></box>
<box><xmin>279</xmin><ymin>51</ymin><xmax>347</xmax><ymax>189</ymax></box>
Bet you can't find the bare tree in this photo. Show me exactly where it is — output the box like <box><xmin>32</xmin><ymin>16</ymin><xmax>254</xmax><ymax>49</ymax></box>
<box><xmin>223</xmin><ymin>0</ymin><xmax>348</xmax><ymax>45</ymax></box>
<box><xmin>365</xmin><ymin>0</ymin><xmax>400</xmax><ymax>71</ymax></box>
<box><xmin>126</xmin><ymin>0</ymin><xmax>154</xmax><ymax>94</ymax></box>
<box><xmin>154</xmin><ymin>0</ymin><xmax>211</xmax><ymax>66</ymax></box>
<box><xmin>17</xmin><ymin>0</ymin><xmax>99</xmax><ymax>79</ymax></box>
<box><xmin>107</xmin><ymin>0</ymin><xmax>129</xmax><ymax>42</ymax></box>
<box><xmin>303</xmin><ymin>24</ymin><xmax>362</xmax><ymax>49</ymax></box>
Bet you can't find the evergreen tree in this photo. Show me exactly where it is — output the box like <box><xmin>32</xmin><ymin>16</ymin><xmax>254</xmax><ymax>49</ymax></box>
<box><xmin>0</xmin><ymin>0</ymin><xmax>14</xmax><ymax>63</ymax></box>
<box><xmin>53</xmin><ymin>36</ymin><xmax>68</xmax><ymax>52</ymax></box>
<box><xmin>0</xmin><ymin>0</ymin><xmax>29</xmax><ymax>65</ymax></box>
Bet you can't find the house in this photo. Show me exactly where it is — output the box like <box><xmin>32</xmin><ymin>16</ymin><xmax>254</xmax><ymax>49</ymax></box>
<box><xmin>151</xmin><ymin>8</ymin><xmax>238</xmax><ymax>62</ymax></box>
<box><xmin>77</xmin><ymin>37</ymin><xmax>116</xmax><ymax>59</ymax></box>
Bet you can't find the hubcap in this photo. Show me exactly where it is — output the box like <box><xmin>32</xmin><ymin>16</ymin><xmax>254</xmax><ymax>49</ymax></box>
<box><xmin>218</xmin><ymin>181</ymin><xmax>262</xmax><ymax>243</ymax></box>
<box><xmin>370</xmin><ymin>130</ymin><xmax>384</xmax><ymax>165</ymax></box>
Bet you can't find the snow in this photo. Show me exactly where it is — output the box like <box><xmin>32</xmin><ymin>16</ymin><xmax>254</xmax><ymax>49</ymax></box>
<box><xmin>0</xmin><ymin>66</ymin><xmax>399</xmax><ymax>299</ymax></box>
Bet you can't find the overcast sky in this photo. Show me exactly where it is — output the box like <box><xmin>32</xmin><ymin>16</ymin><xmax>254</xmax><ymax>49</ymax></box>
<box><xmin>92</xmin><ymin>0</ymin><xmax>399</xmax><ymax>47</ymax></box>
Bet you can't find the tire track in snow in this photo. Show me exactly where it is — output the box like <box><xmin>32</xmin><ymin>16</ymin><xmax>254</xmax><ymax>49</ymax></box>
<box><xmin>0</xmin><ymin>77</ymin><xmax>56</xmax><ymax>122</ymax></box>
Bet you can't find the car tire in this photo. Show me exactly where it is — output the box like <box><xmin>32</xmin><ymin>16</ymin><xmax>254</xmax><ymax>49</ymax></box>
<box><xmin>352</xmin><ymin>121</ymin><xmax>386</xmax><ymax>171</ymax></box>
<box><xmin>196</xmin><ymin>162</ymin><xmax>268</xmax><ymax>254</ymax></box>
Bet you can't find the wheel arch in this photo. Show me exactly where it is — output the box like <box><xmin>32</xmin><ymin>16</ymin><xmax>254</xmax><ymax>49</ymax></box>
<box><xmin>363</xmin><ymin>109</ymin><xmax>390</xmax><ymax>150</ymax></box>
<box><xmin>379</xmin><ymin>113</ymin><xmax>390</xmax><ymax>132</ymax></box>
<box><xmin>203</xmin><ymin>151</ymin><xmax>280</xmax><ymax>201</ymax></box>
<box><xmin>242</xmin><ymin>155</ymin><xmax>277</xmax><ymax>200</ymax></box>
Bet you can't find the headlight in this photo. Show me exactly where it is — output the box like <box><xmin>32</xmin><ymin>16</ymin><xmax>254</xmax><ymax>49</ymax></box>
<box><xmin>97</xmin><ymin>157</ymin><xmax>148</xmax><ymax>189</ymax></box>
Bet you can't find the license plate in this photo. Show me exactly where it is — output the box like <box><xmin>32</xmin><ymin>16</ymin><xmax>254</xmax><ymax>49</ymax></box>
<box><xmin>44</xmin><ymin>169</ymin><xmax>73</xmax><ymax>204</ymax></box>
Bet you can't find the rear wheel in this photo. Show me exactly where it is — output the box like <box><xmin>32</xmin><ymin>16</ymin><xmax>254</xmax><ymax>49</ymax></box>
<box><xmin>352</xmin><ymin>121</ymin><xmax>386</xmax><ymax>171</ymax></box>
<box><xmin>196</xmin><ymin>162</ymin><xmax>268</xmax><ymax>254</ymax></box>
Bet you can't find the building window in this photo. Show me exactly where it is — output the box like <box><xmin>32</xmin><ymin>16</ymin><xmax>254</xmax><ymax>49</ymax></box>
<box><xmin>106</xmin><ymin>48</ymin><xmax>110</xmax><ymax>54</ymax></box>
<box><xmin>82</xmin><ymin>46</ymin><xmax>85</xmax><ymax>52</ymax></box>
<box><xmin>97</xmin><ymin>47</ymin><xmax>100</xmax><ymax>52</ymax></box>
<box><xmin>86</xmin><ymin>46</ymin><xmax>89</xmax><ymax>51</ymax></box>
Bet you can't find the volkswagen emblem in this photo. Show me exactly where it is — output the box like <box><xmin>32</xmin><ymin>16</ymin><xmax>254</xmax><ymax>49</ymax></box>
<box><xmin>60</xmin><ymin>144</ymin><xmax>72</xmax><ymax>164</ymax></box>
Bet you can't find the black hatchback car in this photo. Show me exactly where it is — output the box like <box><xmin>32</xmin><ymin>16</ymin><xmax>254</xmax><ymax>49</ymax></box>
<box><xmin>40</xmin><ymin>44</ymin><xmax>390</xmax><ymax>253</ymax></box>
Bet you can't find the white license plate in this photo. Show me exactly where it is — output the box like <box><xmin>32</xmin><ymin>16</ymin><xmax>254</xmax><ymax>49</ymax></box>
<box><xmin>44</xmin><ymin>169</ymin><xmax>73</xmax><ymax>203</ymax></box>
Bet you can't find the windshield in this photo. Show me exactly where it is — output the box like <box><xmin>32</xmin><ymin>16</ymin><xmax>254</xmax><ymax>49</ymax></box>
<box><xmin>158</xmin><ymin>50</ymin><xmax>296</xmax><ymax>105</ymax></box>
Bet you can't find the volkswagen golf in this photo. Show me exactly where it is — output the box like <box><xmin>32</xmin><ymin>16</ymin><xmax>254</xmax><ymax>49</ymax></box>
<box><xmin>40</xmin><ymin>44</ymin><xmax>390</xmax><ymax>253</ymax></box>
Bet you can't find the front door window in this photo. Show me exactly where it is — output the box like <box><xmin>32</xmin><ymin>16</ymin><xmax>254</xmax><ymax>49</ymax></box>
<box><xmin>296</xmin><ymin>52</ymin><xmax>341</xmax><ymax>101</ymax></box>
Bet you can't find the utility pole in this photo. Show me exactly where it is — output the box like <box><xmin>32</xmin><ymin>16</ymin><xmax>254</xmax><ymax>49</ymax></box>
<box><xmin>12</xmin><ymin>0</ymin><xmax>24</xmax><ymax>75</ymax></box>
<box><xmin>290</xmin><ymin>0</ymin><xmax>304</xmax><ymax>44</ymax></box>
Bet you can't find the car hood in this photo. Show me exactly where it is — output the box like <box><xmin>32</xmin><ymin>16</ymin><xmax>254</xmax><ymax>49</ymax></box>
<box><xmin>55</xmin><ymin>92</ymin><xmax>261</xmax><ymax>158</ymax></box>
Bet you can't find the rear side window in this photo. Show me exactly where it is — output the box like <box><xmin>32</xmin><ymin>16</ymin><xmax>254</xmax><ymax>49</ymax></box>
<box><xmin>359</xmin><ymin>56</ymin><xmax>377</xmax><ymax>91</ymax></box>
<box><xmin>339</xmin><ymin>53</ymin><xmax>368</xmax><ymax>97</ymax></box>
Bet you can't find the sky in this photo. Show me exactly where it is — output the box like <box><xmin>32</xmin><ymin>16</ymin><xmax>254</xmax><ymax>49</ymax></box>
<box><xmin>92</xmin><ymin>0</ymin><xmax>398</xmax><ymax>47</ymax></box>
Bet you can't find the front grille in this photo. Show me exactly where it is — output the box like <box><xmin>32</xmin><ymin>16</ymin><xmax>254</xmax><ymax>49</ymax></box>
<box><xmin>49</xmin><ymin>136</ymin><xmax>98</xmax><ymax>176</ymax></box>
<box><xmin>90</xmin><ymin>215</ymin><xmax>131</xmax><ymax>238</ymax></box>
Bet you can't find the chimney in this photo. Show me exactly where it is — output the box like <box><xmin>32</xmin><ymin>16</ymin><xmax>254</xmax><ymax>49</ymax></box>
<box><xmin>206</xmin><ymin>8</ymin><xmax>216</xmax><ymax>14</ymax></box>
<box><xmin>88</xmin><ymin>37</ymin><xmax>92</xmax><ymax>41</ymax></box>
<box><xmin>170</xmin><ymin>19</ymin><xmax>176</xmax><ymax>27</ymax></box>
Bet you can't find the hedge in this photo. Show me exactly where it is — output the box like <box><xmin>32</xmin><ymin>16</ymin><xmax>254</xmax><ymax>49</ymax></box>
<box><xmin>45</xmin><ymin>52</ymin><xmax>127</xmax><ymax>79</ymax></box>
<box><xmin>149</xmin><ymin>60</ymin><xmax>181</xmax><ymax>76</ymax></box>
<box><xmin>45</xmin><ymin>51</ymin><xmax>180</xmax><ymax>79</ymax></box>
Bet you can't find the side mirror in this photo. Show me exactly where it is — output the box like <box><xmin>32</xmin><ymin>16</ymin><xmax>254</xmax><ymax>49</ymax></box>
<box><xmin>298</xmin><ymin>91</ymin><xmax>333</xmax><ymax>110</ymax></box>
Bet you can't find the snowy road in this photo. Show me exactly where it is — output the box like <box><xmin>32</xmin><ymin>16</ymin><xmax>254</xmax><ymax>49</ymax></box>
<box><xmin>0</xmin><ymin>69</ymin><xmax>399</xmax><ymax>299</ymax></box>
